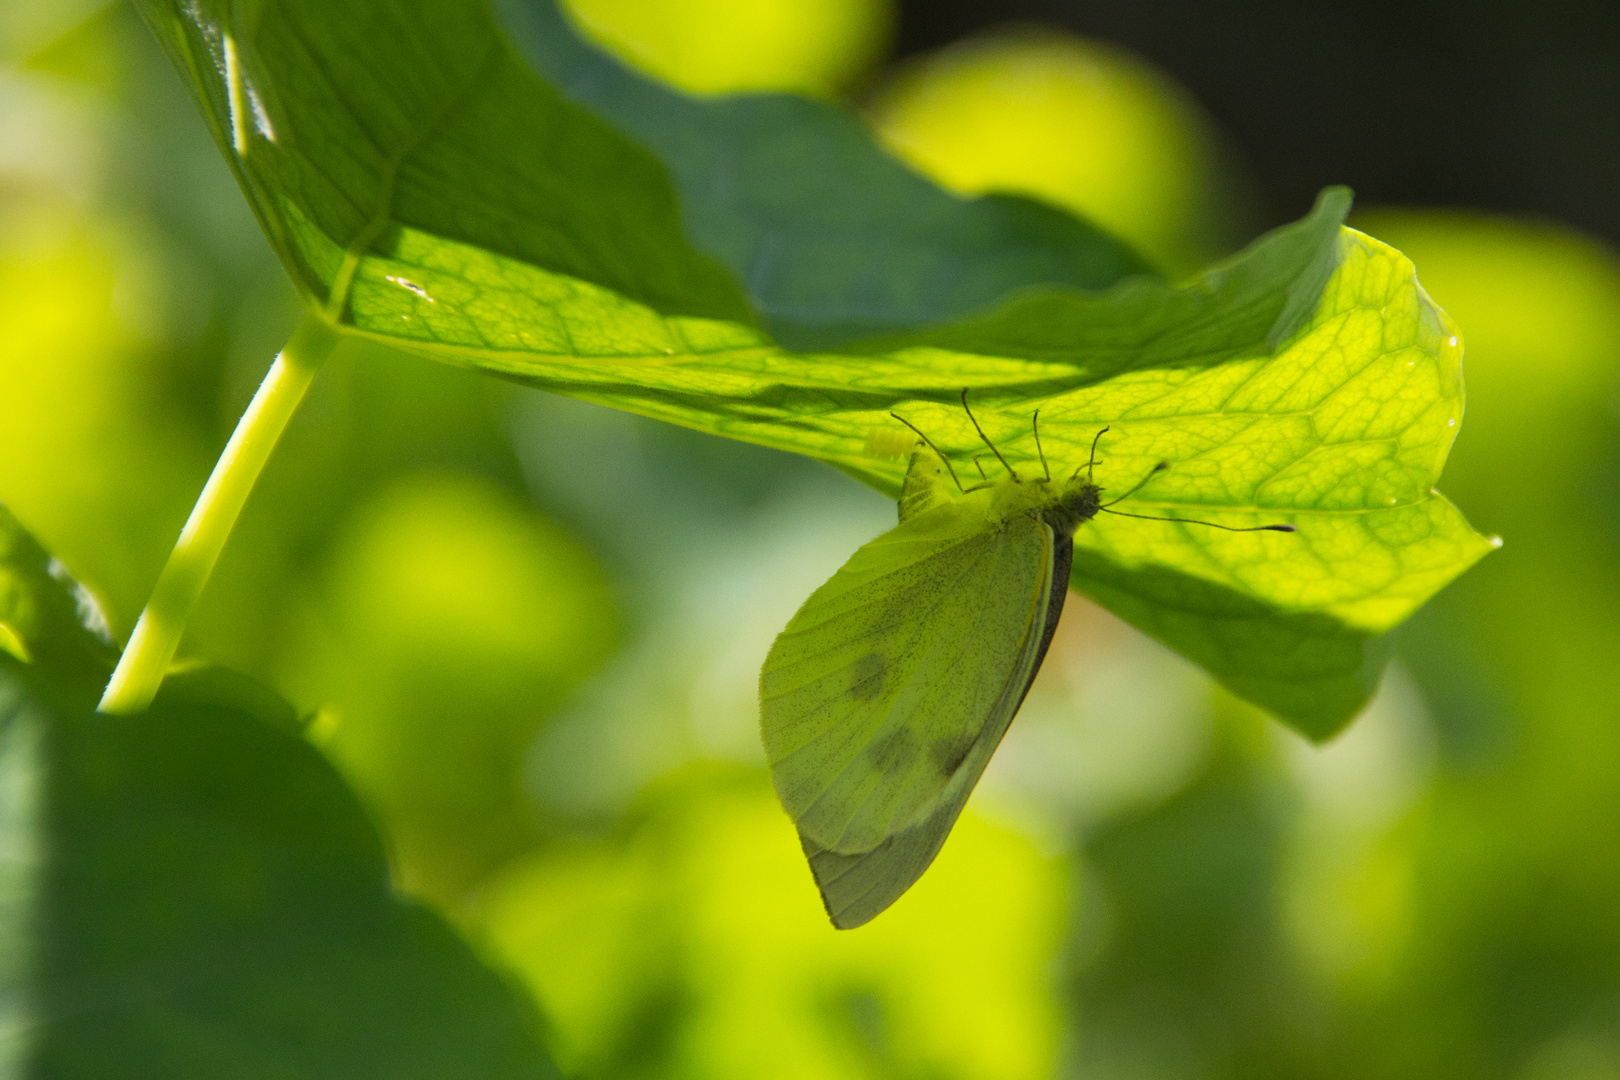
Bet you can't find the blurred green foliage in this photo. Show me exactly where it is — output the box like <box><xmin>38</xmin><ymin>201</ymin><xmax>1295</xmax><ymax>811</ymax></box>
<box><xmin>477</xmin><ymin>769</ymin><xmax>1068</xmax><ymax>1079</ymax></box>
<box><xmin>287</xmin><ymin>471</ymin><xmax>620</xmax><ymax>902</ymax></box>
<box><xmin>866</xmin><ymin>29</ymin><xmax>1241</xmax><ymax>275</ymax></box>
<box><xmin>2</xmin><ymin>1</ymin><xmax>1614</xmax><ymax>1078</ymax></box>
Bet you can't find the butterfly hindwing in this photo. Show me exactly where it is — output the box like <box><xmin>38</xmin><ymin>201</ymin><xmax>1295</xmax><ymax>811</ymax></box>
<box><xmin>759</xmin><ymin>495</ymin><xmax>1059</xmax><ymax>927</ymax></box>
<box><xmin>793</xmin><ymin>657</ymin><xmax>1035</xmax><ymax>928</ymax></box>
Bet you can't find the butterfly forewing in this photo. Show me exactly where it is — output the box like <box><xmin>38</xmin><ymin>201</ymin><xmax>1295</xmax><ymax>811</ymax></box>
<box><xmin>760</xmin><ymin>500</ymin><xmax>1058</xmax><ymax>925</ymax></box>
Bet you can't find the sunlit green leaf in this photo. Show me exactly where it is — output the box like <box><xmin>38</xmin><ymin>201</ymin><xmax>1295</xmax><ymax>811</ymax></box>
<box><xmin>134</xmin><ymin>0</ymin><xmax>1491</xmax><ymax>734</ymax></box>
<box><xmin>0</xmin><ymin>658</ymin><xmax>560</xmax><ymax>1078</ymax></box>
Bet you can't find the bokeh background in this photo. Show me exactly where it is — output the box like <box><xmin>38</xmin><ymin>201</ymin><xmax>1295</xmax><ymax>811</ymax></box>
<box><xmin>5</xmin><ymin>0</ymin><xmax>1620</xmax><ymax>1077</ymax></box>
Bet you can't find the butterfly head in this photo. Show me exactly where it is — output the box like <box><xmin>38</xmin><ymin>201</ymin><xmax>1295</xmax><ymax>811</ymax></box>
<box><xmin>1039</xmin><ymin>475</ymin><xmax>1102</xmax><ymax>536</ymax></box>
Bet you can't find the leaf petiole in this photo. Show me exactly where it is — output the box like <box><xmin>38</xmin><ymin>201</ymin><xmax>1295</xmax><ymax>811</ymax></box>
<box><xmin>97</xmin><ymin>311</ymin><xmax>340</xmax><ymax>715</ymax></box>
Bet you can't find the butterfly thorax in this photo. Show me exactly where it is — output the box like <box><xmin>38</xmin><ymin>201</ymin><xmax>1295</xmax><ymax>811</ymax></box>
<box><xmin>898</xmin><ymin>445</ymin><xmax>1102</xmax><ymax>536</ymax></box>
<box><xmin>990</xmin><ymin>475</ymin><xmax>1101</xmax><ymax>536</ymax></box>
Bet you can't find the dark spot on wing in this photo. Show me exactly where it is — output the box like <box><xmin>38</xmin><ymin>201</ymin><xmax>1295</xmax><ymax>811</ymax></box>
<box><xmin>868</xmin><ymin>726</ymin><xmax>914</xmax><ymax>772</ymax></box>
<box><xmin>849</xmin><ymin>652</ymin><xmax>886</xmax><ymax>701</ymax></box>
<box><xmin>931</xmin><ymin>733</ymin><xmax>978</xmax><ymax>779</ymax></box>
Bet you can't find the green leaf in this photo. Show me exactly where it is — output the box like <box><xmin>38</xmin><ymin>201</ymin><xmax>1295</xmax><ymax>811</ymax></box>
<box><xmin>0</xmin><ymin>504</ymin><xmax>114</xmax><ymax>686</ymax></box>
<box><xmin>1055</xmin><ymin>226</ymin><xmax>1499</xmax><ymax>739</ymax></box>
<box><xmin>0</xmin><ymin>658</ymin><xmax>561</xmax><ymax>1078</ymax></box>
<box><xmin>0</xmin><ymin>507</ymin><xmax>559</xmax><ymax>1073</ymax></box>
<box><xmin>135</xmin><ymin>0</ymin><xmax>1148</xmax><ymax>348</ymax></box>
<box><xmin>495</xmin><ymin>0</ymin><xmax>1154</xmax><ymax>348</ymax></box>
<box><xmin>135</xmin><ymin>0</ymin><xmax>1492</xmax><ymax>734</ymax></box>
<box><xmin>139</xmin><ymin>0</ymin><xmax>754</xmax><ymax>326</ymax></box>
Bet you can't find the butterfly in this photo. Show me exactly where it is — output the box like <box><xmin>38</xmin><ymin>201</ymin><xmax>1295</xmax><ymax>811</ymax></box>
<box><xmin>758</xmin><ymin>391</ymin><xmax>1295</xmax><ymax>928</ymax></box>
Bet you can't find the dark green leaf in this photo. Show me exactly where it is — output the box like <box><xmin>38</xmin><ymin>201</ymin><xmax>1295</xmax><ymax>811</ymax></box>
<box><xmin>496</xmin><ymin>0</ymin><xmax>1153</xmax><ymax>348</ymax></box>
<box><xmin>0</xmin><ymin>660</ymin><xmax>560</xmax><ymax>1078</ymax></box>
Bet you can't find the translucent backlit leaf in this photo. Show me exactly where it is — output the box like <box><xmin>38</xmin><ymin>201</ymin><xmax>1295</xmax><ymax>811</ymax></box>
<box><xmin>134</xmin><ymin>0</ymin><xmax>1492</xmax><ymax>734</ymax></box>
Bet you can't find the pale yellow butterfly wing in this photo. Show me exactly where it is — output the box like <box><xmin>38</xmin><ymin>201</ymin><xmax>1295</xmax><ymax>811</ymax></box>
<box><xmin>759</xmin><ymin>496</ymin><xmax>1058</xmax><ymax>928</ymax></box>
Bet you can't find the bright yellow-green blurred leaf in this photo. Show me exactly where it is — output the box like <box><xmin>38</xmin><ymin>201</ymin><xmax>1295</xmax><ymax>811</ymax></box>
<box><xmin>868</xmin><ymin>29</ymin><xmax>1231</xmax><ymax>273</ymax></box>
<box><xmin>0</xmin><ymin>0</ymin><xmax>110</xmax><ymax>63</ymax></box>
<box><xmin>475</xmin><ymin>771</ymin><xmax>1068</xmax><ymax>1080</ymax></box>
<box><xmin>0</xmin><ymin>198</ymin><xmax>206</xmax><ymax>628</ymax></box>
<box><xmin>284</xmin><ymin>471</ymin><xmax>619</xmax><ymax>900</ymax></box>
<box><xmin>317</xmin><ymin>473</ymin><xmax>614</xmax><ymax>685</ymax></box>
<box><xmin>557</xmin><ymin>0</ymin><xmax>890</xmax><ymax>96</ymax></box>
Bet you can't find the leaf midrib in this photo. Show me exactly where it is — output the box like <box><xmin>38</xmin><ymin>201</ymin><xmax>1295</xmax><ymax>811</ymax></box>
<box><xmin>312</xmin><ymin>38</ymin><xmax>505</xmax><ymax>323</ymax></box>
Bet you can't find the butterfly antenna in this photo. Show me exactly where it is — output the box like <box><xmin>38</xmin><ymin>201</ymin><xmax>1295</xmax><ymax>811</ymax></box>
<box><xmin>1032</xmin><ymin>410</ymin><xmax>1051</xmax><ymax>482</ymax></box>
<box><xmin>1083</xmin><ymin>426</ymin><xmax>1110</xmax><ymax>483</ymax></box>
<box><xmin>1100</xmin><ymin>508</ymin><xmax>1297</xmax><ymax>533</ymax></box>
<box><xmin>1099</xmin><ymin>459</ymin><xmax>1296</xmax><ymax>532</ymax></box>
<box><xmin>890</xmin><ymin>412</ymin><xmax>964</xmax><ymax>492</ymax></box>
<box><xmin>1099</xmin><ymin>461</ymin><xmax>1169</xmax><ymax>507</ymax></box>
<box><xmin>960</xmin><ymin>388</ymin><xmax>1020</xmax><ymax>482</ymax></box>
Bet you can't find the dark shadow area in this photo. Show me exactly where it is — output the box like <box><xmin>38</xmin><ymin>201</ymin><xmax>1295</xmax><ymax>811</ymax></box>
<box><xmin>896</xmin><ymin>0</ymin><xmax>1620</xmax><ymax>246</ymax></box>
